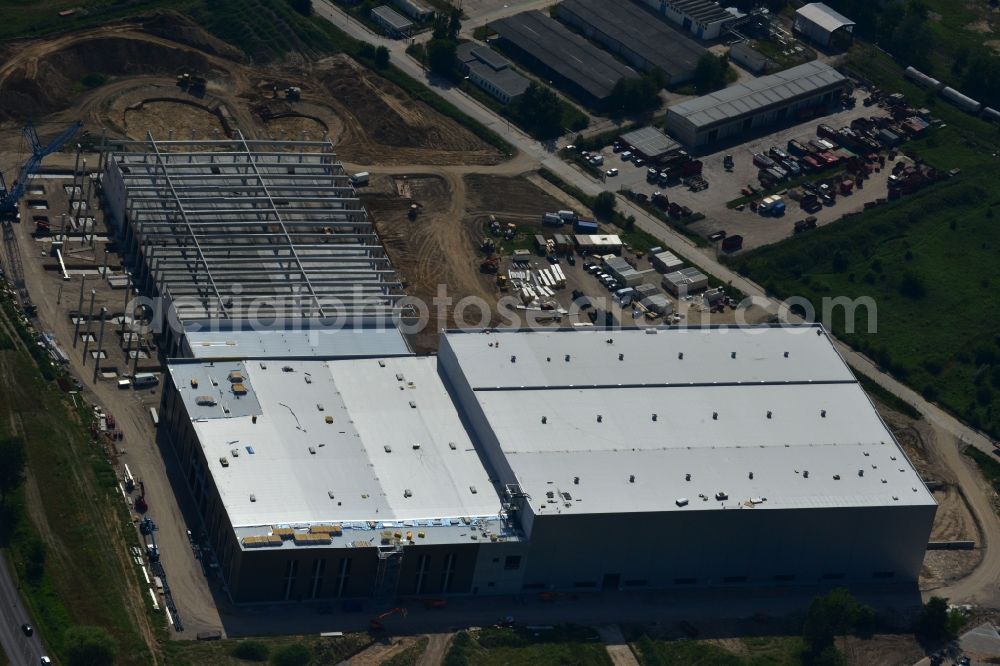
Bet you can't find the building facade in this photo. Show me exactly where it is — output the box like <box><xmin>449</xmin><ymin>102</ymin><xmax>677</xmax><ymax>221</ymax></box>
<box><xmin>160</xmin><ymin>326</ymin><xmax>935</xmax><ymax>603</ymax></box>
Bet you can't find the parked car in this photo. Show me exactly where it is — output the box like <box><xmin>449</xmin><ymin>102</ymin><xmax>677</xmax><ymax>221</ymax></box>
<box><xmin>21</xmin><ymin>624</ymin><xmax>33</xmax><ymax>637</ymax></box>
<box><xmin>769</xmin><ymin>146</ymin><xmax>789</xmax><ymax>161</ymax></box>
<box><xmin>634</xmin><ymin>157</ymin><xmax>645</xmax><ymax>167</ymax></box>
<box><xmin>620</xmin><ymin>151</ymin><xmax>633</xmax><ymax>162</ymax></box>
<box><xmin>605</xmin><ymin>168</ymin><xmax>619</xmax><ymax>177</ymax></box>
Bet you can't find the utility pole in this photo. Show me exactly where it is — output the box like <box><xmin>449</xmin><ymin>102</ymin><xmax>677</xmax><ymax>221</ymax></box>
<box><xmin>81</xmin><ymin>289</ymin><xmax>96</xmax><ymax>365</ymax></box>
<box><xmin>93</xmin><ymin>307</ymin><xmax>107</xmax><ymax>384</ymax></box>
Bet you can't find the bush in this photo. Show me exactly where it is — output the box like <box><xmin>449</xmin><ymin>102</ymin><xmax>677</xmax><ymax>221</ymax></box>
<box><xmin>65</xmin><ymin>626</ymin><xmax>117</xmax><ymax>666</ymax></box>
<box><xmin>232</xmin><ymin>639</ymin><xmax>271</xmax><ymax>661</ymax></box>
<box><xmin>374</xmin><ymin>46</ymin><xmax>390</xmax><ymax>69</ymax></box>
<box><xmin>288</xmin><ymin>0</ymin><xmax>311</xmax><ymax>17</ymax></box>
<box><xmin>916</xmin><ymin>597</ymin><xmax>952</xmax><ymax>643</ymax></box>
<box><xmin>270</xmin><ymin>642</ymin><xmax>311</xmax><ymax>666</ymax></box>
<box><xmin>80</xmin><ymin>73</ymin><xmax>107</xmax><ymax>88</ymax></box>
<box><xmin>593</xmin><ymin>192</ymin><xmax>617</xmax><ymax>220</ymax></box>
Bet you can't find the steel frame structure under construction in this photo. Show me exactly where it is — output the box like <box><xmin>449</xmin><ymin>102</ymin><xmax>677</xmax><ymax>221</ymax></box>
<box><xmin>102</xmin><ymin>133</ymin><xmax>403</xmax><ymax>335</ymax></box>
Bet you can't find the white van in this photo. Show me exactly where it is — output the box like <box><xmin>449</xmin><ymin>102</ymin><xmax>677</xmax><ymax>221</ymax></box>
<box><xmin>132</xmin><ymin>373</ymin><xmax>159</xmax><ymax>389</ymax></box>
<box><xmin>350</xmin><ymin>172</ymin><xmax>370</xmax><ymax>187</ymax></box>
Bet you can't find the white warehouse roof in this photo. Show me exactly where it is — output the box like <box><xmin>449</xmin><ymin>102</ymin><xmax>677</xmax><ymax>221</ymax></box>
<box><xmin>796</xmin><ymin>3</ymin><xmax>856</xmax><ymax>34</ymax></box>
<box><xmin>667</xmin><ymin>61</ymin><xmax>847</xmax><ymax>130</ymax></box>
<box><xmin>439</xmin><ymin>326</ymin><xmax>935</xmax><ymax>516</ymax></box>
<box><xmin>169</xmin><ymin>356</ymin><xmax>502</xmax><ymax>530</ymax></box>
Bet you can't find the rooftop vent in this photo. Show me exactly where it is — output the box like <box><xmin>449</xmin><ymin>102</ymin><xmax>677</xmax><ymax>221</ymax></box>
<box><xmin>859</xmin><ymin>469</ymin><xmax>864</xmax><ymax>477</ymax></box>
<box><xmin>231</xmin><ymin>383</ymin><xmax>247</xmax><ymax>396</ymax></box>
<box><xmin>629</xmin><ymin>474</ymin><xmax>635</xmax><ymax>483</ymax></box>
<box><xmin>308</xmin><ymin>446</ymin><xmax>316</xmax><ymax>455</ymax></box>
<box><xmin>195</xmin><ymin>395</ymin><xmax>217</xmax><ymax>406</ymax></box>
<box><xmin>833</xmin><ymin>475</ymin><xmax>841</xmax><ymax>480</ymax></box>
<box><xmin>676</xmin><ymin>498</ymin><xmax>689</xmax><ymax>507</ymax></box>
<box><xmin>821</xmin><ymin>410</ymin><xmax>827</xmax><ymax>418</ymax></box>
<box><xmin>409</xmin><ymin>400</ymin><xmax>416</xmax><ymax>409</ymax></box>
<box><xmin>597</xmin><ymin>415</ymin><xmax>603</xmax><ymax>423</ymax></box>
<box><xmin>228</xmin><ymin>370</ymin><xmax>244</xmax><ymax>383</ymax></box>
<box><xmin>230</xmin><ymin>448</ymin><xmax>239</xmax><ymax>457</ymax></box>
<box><xmin>328</xmin><ymin>491</ymin><xmax>335</xmax><ymax>499</ymax></box>
<box><xmin>565</xmin><ymin>354</ymin><xmax>570</xmax><ymax>362</ymax></box>
<box><xmin>384</xmin><ymin>445</ymin><xmax>392</xmax><ymax>453</ymax></box>
<box><xmin>803</xmin><ymin>470</ymin><xmax>809</xmax><ymax>478</ymax></box>
<box><xmin>685</xmin><ymin>473</ymin><xmax>691</xmax><ymax>481</ymax></box>
<box><xmin>715</xmin><ymin>491</ymin><xmax>728</xmax><ymax>500</ymax></box>
<box><xmin>678</xmin><ymin>352</ymin><xmax>684</xmax><ymax>360</ymax></box>
<box><xmin>766</xmin><ymin>411</ymin><xmax>772</xmax><ymax>419</ymax></box>
<box><xmin>541</xmin><ymin>416</ymin><xmax>547</xmax><ymax>424</ymax></box>
<box><xmin>510</xmin><ymin>355</ymin><xmax>516</xmax><ymax>363</ymax></box>
<box><xmin>573</xmin><ymin>476</ymin><xmax>579</xmax><ymax>485</ymax></box>
<box><xmin>731</xmin><ymin>352</ymin><xmax>736</xmax><ymax>359</ymax></box>
<box><xmin>396</xmin><ymin>373</ymin><xmax>404</xmax><ymax>381</ymax></box>
<box><xmin>250</xmin><ymin>493</ymin><xmax>256</xmax><ymax>502</ymax></box>
<box><xmin>219</xmin><ymin>457</ymin><xmax>229</xmax><ymax>467</ymax></box>
<box><xmin>378</xmin><ymin>360</ymin><xmax>386</xmax><ymax>367</ymax></box>
<box><xmin>749</xmin><ymin>472</ymin><xmax>754</xmax><ymax>480</ymax></box>
<box><xmin>304</xmin><ymin>375</ymin><xmax>312</xmax><ymax>384</ymax></box>
<box><xmin>784</xmin><ymin>351</ymin><xmax>789</xmax><ymax>358</ymax></box>
<box><xmin>190</xmin><ymin>378</ymin><xmax>199</xmax><ymax>388</ymax></box>
<box><xmin>325</xmin><ymin>416</ymin><xmax>333</xmax><ymax>424</ymax></box>
<box><xmin>404</xmin><ymin>489</ymin><xmax>412</xmax><ymax>498</ymax></box>
<box><xmin>449</xmin><ymin>442</ymin><xmax>457</xmax><ymax>450</ymax></box>
<box><xmin>652</xmin><ymin>413</ymin><xmax>657</xmax><ymax>421</ymax></box>
<box><xmin>618</xmin><ymin>353</ymin><xmax>624</xmax><ymax>361</ymax></box>
<box><xmin>282</xmin><ymin>366</ymin><xmax>294</xmax><ymax>372</ymax></box>
<box><xmin>412</xmin><ymin>443</ymin><xmax>420</xmax><ymax>450</ymax></box>
<box><xmin>470</xmin><ymin>485</ymin><xmax>477</xmax><ymax>494</ymax></box>
<box><xmin>712</xmin><ymin>412</ymin><xmax>718</xmax><ymax>420</ymax></box>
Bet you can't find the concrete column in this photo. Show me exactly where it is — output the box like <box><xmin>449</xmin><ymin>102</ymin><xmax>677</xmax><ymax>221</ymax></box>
<box><xmin>92</xmin><ymin>307</ymin><xmax>107</xmax><ymax>384</ymax></box>
<box><xmin>81</xmin><ymin>289</ymin><xmax>96</xmax><ymax>365</ymax></box>
<box><xmin>73</xmin><ymin>275</ymin><xmax>86</xmax><ymax>347</ymax></box>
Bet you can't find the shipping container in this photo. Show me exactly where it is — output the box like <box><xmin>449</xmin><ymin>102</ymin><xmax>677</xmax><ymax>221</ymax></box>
<box><xmin>574</xmin><ymin>219</ymin><xmax>599</xmax><ymax>234</ymax></box>
<box><xmin>542</xmin><ymin>212</ymin><xmax>563</xmax><ymax>227</ymax></box>
<box><xmin>132</xmin><ymin>373</ymin><xmax>159</xmax><ymax>389</ymax></box>
<box><xmin>721</xmin><ymin>235</ymin><xmax>743</xmax><ymax>252</ymax></box>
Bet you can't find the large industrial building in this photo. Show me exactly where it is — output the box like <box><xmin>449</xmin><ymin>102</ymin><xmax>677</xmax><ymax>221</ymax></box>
<box><xmin>634</xmin><ymin>0</ymin><xmax>735</xmax><ymax>40</ymax></box>
<box><xmin>160</xmin><ymin>325</ymin><xmax>936</xmax><ymax>602</ymax></box>
<box><xmin>101</xmin><ymin>134</ymin><xmax>406</xmax><ymax>357</ymax></box>
<box><xmin>665</xmin><ymin>61</ymin><xmax>849</xmax><ymax>147</ymax></box>
<box><xmin>556</xmin><ymin>0</ymin><xmax>708</xmax><ymax>85</ymax></box>
<box><xmin>490</xmin><ymin>11</ymin><xmax>638</xmax><ymax>106</ymax></box>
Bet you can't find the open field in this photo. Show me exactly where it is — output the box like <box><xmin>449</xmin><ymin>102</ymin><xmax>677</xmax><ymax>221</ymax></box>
<box><xmin>0</xmin><ymin>293</ymin><xmax>156</xmax><ymax>663</ymax></box>
<box><xmin>731</xmin><ymin>165</ymin><xmax>1000</xmax><ymax>440</ymax></box>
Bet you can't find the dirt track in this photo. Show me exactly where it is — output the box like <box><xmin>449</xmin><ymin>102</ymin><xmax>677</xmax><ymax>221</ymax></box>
<box><xmin>0</xmin><ymin>13</ymin><xmax>502</xmax><ymax>168</ymax></box>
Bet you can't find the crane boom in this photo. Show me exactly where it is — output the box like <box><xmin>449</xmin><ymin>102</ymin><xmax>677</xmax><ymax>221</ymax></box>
<box><xmin>0</xmin><ymin>121</ymin><xmax>83</xmax><ymax>216</ymax></box>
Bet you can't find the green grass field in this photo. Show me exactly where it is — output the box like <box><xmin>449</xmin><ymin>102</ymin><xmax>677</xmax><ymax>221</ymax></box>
<box><xmin>731</xmin><ymin>165</ymin><xmax>1000</xmax><ymax>438</ymax></box>
<box><xmin>163</xmin><ymin>633</ymin><xmax>371</xmax><ymax>665</ymax></box>
<box><xmin>633</xmin><ymin>635</ymin><xmax>805</xmax><ymax>666</ymax></box>
<box><xmin>445</xmin><ymin>626</ymin><xmax>612</xmax><ymax>666</ymax></box>
<box><xmin>0</xmin><ymin>305</ymin><xmax>153</xmax><ymax>662</ymax></box>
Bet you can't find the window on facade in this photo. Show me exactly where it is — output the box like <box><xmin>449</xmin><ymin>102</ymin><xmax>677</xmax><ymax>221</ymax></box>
<box><xmin>504</xmin><ymin>555</ymin><xmax>521</xmax><ymax>570</ymax></box>
<box><xmin>310</xmin><ymin>558</ymin><xmax>326</xmax><ymax>599</ymax></box>
<box><xmin>873</xmin><ymin>571</ymin><xmax>895</xmax><ymax>579</ymax></box>
<box><xmin>822</xmin><ymin>573</ymin><xmax>845</xmax><ymax>581</ymax></box>
<box><xmin>573</xmin><ymin>581</ymin><xmax>597</xmax><ymax>588</ymax></box>
<box><xmin>522</xmin><ymin>582</ymin><xmax>545</xmax><ymax>590</ymax></box>
<box><xmin>673</xmin><ymin>577</ymin><xmax>696</xmax><ymax>585</ymax></box>
<box><xmin>773</xmin><ymin>574</ymin><xmax>796</xmax><ymax>582</ymax></box>
<box><xmin>283</xmin><ymin>559</ymin><xmax>299</xmax><ymax>601</ymax></box>
<box><xmin>440</xmin><ymin>553</ymin><xmax>456</xmax><ymax>593</ymax></box>
<box><xmin>723</xmin><ymin>576</ymin><xmax>747</xmax><ymax>584</ymax></box>
<box><xmin>623</xmin><ymin>579</ymin><xmax>647</xmax><ymax>586</ymax></box>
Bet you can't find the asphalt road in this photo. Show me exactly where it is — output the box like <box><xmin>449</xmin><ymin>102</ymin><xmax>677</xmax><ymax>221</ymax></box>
<box><xmin>0</xmin><ymin>554</ymin><xmax>46</xmax><ymax>666</ymax></box>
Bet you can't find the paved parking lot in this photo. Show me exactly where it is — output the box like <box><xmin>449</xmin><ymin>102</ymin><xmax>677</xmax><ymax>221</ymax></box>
<box><xmin>588</xmin><ymin>90</ymin><xmax>900</xmax><ymax>252</ymax></box>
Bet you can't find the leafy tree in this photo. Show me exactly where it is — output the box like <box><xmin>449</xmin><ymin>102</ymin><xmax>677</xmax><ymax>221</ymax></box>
<box><xmin>288</xmin><ymin>0</ymin><xmax>311</xmax><ymax>17</ymax></box>
<box><xmin>608</xmin><ymin>75</ymin><xmax>661</xmax><ymax>115</ymax></box>
<box><xmin>447</xmin><ymin>8</ymin><xmax>461</xmax><ymax>40</ymax></box>
<box><xmin>0</xmin><ymin>436</ymin><xmax>25</xmax><ymax>504</ymax></box>
<box><xmin>232</xmin><ymin>639</ymin><xmax>270</xmax><ymax>661</ymax></box>
<box><xmin>898</xmin><ymin>271</ymin><xmax>927</xmax><ymax>300</ymax></box>
<box><xmin>694</xmin><ymin>53</ymin><xmax>729</xmax><ymax>94</ymax></box>
<box><xmin>593</xmin><ymin>192</ymin><xmax>617</xmax><ymax>220</ymax></box>
<box><xmin>916</xmin><ymin>597</ymin><xmax>951</xmax><ymax>642</ymax></box>
<box><xmin>514</xmin><ymin>83</ymin><xmax>564</xmax><ymax>139</ymax></box>
<box><xmin>23</xmin><ymin>537</ymin><xmax>45</xmax><ymax>583</ymax></box>
<box><xmin>65</xmin><ymin>626</ymin><xmax>117</xmax><ymax>666</ymax></box>
<box><xmin>270</xmin><ymin>642</ymin><xmax>311</xmax><ymax>666</ymax></box>
<box><xmin>374</xmin><ymin>45</ymin><xmax>390</xmax><ymax>69</ymax></box>
<box><xmin>426</xmin><ymin>39</ymin><xmax>458</xmax><ymax>78</ymax></box>
<box><xmin>802</xmin><ymin>588</ymin><xmax>871</xmax><ymax>652</ymax></box>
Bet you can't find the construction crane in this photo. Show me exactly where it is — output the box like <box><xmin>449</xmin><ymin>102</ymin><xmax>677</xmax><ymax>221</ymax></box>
<box><xmin>0</xmin><ymin>120</ymin><xmax>83</xmax><ymax>218</ymax></box>
<box><xmin>369</xmin><ymin>607</ymin><xmax>407</xmax><ymax>632</ymax></box>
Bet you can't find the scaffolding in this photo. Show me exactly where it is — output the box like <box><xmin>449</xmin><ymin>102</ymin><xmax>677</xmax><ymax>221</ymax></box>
<box><xmin>103</xmin><ymin>132</ymin><xmax>403</xmax><ymax>323</ymax></box>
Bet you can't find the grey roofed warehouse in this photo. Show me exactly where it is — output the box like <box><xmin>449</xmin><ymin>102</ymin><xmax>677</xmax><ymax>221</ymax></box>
<box><xmin>619</xmin><ymin>126</ymin><xmax>681</xmax><ymax>161</ymax></box>
<box><xmin>490</xmin><ymin>11</ymin><xmax>638</xmax><ymax>103</ymax></box>
<box><xmin>665</xmin><ymin>61</ymin><xmax>848</xmax><ymax>147</ymax></box>
<box><xmin>794</xmin><ymin>3</ymin><xmax>856</xmax><ymax>48</ymax></box>
<box><xmin>556</xmin><ymin>0</ymin><xmax>708</xmax><ymax>84</ymax></box>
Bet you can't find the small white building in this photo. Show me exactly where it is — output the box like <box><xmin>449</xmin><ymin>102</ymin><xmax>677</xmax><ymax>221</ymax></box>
<box><xmin>794</xmin><ymin>3</ymin><xmax>856</xmax><ymax>49</ymax></box>
<box><xmin>662</xmin><ymin>266</ymin><xmax>708</xmax><ymax>296</ymax></box>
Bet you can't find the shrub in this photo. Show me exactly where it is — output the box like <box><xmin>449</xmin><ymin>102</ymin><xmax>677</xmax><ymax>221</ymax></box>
<box><xmin>271</xmin><ymin>642</ymin><xmax>311</xmax><ymax>666</ymax></box>
<box><xmin>232</xmin><ymin>639</ymin><xmax>271</xmax><ymax>661</ymax></box>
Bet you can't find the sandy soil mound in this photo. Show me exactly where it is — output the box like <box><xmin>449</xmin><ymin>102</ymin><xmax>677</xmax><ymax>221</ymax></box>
<box><xmin>0</xmin><ymin>36</ymin><xmax>214</xmax><ymax>120</ymax></box>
